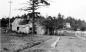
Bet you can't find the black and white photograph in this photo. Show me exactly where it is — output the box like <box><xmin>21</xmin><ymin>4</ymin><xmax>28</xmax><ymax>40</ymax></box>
<box><xmin>0</xmin><ymin>0</ymin><xmax>86</xmax><ymax>52</ymax></box>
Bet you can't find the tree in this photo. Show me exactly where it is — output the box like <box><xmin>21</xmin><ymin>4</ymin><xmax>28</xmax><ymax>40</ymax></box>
<box><xmin>41</xmin><ymin>16</ymin><xmax>57</xmax><ymax>35</ymax></box>
<box><xmin>42</xmin><ymin>16</ymin><xmax>54</xmax><ymax>35</ymax></box>
<box><xmin>20</xmin><ymin>0</ymin><xmax>50</xmax><ymax>35</ymax></box>
<box><xmin>41</xmin><ymin>13</ymin><xmax>65</xmax><ymax>35</ymax></box>
<box><xmin>65</xmin><ymin>16</ymin><xmax>77</xmax><ymax>30</ymax></box>
<box><xmin>57</xmin><ymin>13</ymin><xmax>64</xmax><ymax>29</ymax></box>
<box><xmin>1</xmin><ymin>18</ymin><xmax>9</xmax><ymax>27</ymax></box>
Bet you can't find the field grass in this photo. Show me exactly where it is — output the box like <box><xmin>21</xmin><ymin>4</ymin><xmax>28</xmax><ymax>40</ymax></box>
<box><xmin>0</xmin><ymin>28</ymin><xmax>52</xmax><ymax>52</ymax></box>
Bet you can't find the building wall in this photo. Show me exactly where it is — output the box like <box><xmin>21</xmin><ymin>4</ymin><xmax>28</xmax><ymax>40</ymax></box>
<box><xmin>12</xmin><ymin>18</ymin><xmax>32</xmax><ymax>34</ymax></box>
<box><xmin>12</xmin><ymin>18</ymin><xmax>45</xmax><ymax>35</ymax></box>
<box><xmin>12</xmin><ymin>18</ymin><xmax>23</xmax><ymax>31</ymax></box>
<box><xmin>36</xmin><ymin>25</ymin><xmax>46</xmax><ymax>35</ymax></box>
<box><xmin>17</xmin><ymin>25</ymin><xmax>30</xmax><ymax>34</ymax></box>
<box><xmin>66</xmin><ymin>23</ymin><xmax>71</xmax><ymax>28</ymax></box>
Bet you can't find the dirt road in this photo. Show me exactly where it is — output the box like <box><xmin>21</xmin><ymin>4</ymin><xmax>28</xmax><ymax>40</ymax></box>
<box><xmin>32</xmin><ymin>36</ymin><xmax>60</xmax><ymax>49</ymax></box>
<box><xmin>22</xmin><ymin>36</ymin><xmax>86</xmax><ymax>52</ymax></box>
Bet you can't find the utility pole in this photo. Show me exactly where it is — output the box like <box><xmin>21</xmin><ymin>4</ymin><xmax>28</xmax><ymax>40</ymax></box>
<box><xmin>8</xmin><ymin>0</ymin><xmax>12</xmax><ymax>29</ymax></box>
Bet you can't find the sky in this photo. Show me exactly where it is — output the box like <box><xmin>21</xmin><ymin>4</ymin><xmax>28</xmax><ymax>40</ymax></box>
<box><xmin>0</xmin><ymin>0</ymin><xmax>86</xmax><ymax>21</ymax></box>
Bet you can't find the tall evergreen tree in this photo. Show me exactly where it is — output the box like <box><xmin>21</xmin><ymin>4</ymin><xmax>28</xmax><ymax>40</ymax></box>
<box><xmin>20</xmin><ymin>0</ymin><xmax>50</xmax><ymax>34</ymax></box>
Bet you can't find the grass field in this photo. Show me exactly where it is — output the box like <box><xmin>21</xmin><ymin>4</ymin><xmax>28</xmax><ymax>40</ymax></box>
<box><xmin>0</xmin><ymin>28</ymin><xmax>52</xmax><ymax>52</ymax></box>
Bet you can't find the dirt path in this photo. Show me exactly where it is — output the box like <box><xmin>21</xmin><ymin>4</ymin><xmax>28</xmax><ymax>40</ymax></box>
<box><xmin>31</xmin><ymin>36</ymin><xmax>60</xmax><ymax>49</ymax></box>
<box><xmin>55</xmin><ymin>36</ymin><xmax>86</xmax><ymax>52</ymax></box>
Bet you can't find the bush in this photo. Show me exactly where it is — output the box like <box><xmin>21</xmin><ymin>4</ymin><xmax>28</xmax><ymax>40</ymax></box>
<box><xmin>80</xmin><ymin>27</ymin><xmax>86</xmax><ymax>31</ymax></box>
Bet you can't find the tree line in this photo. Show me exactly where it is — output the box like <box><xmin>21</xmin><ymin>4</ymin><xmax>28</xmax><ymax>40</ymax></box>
<box><xmin>0</xmin><ymin>13</ymin><xmax>86</xmax><ymax>32</ymax></box>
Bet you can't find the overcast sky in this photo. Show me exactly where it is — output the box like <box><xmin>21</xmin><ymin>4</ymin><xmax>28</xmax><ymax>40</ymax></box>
<box><xmin>0</xmin><ymin>0</ymin><xmax>86</xmax><ymax>21</ymax></box>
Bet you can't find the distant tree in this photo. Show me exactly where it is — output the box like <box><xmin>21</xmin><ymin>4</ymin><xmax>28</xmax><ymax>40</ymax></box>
<box><xmin>80</xmin><ymin>27</ymin><xmax>86</xmax><ymax>31</ymax></box>
<box><xmin>15</xmin><ymin>16</ymin><xmax>21</xmax><ymax>18</ymax></box>
<box><xmin>80</xmin><ymin>21</ymin><xmax>86</xmax><ymax>31</ymax></box>
<box><xmin>10</xmin><ymin>17</ymin><xmax>15</xmax><ymax>23</ymax></box>
<box><xmin>65</xmin><ymin>16</ymin><xmax>77</xmax><ymax>30</ymax></box>
<box><xmin>57</xmin><ymin>13</ymin><xmax>64</xmax><ymax>29</ymax></box>
<box><xmin>1</xmin><ymin>18</ymin><xmax>9</xmax><ymax>27</ymax></box>
<box><xmin>42</xmin><ymin>16</ymin><xmax>54</xmax><ymax>35</ymax></box>
<box><xmin>65</xmin><ymin>16</ymin><xmax>86</xmax><ymax>31</ymax></box>
<box><xmin>41</xmin><ymin>13</ymin><xmax>65</xmax><ymax>35</ymax></box>
<box><xmin>21</xmin><ymin>14</ymin><xmax>27</xmax><ymax>19</ymax></box>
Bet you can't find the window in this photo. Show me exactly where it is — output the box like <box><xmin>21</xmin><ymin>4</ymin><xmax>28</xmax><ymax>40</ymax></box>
<box><xmin>17</xmin><ymin>27</ymin><xmax>19</xmax><ymax>31</ymax></box>
<box><xmin>30</xmin><ymin>28</ymin><xmax>32</xmax><ymax>30</ymax></box>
